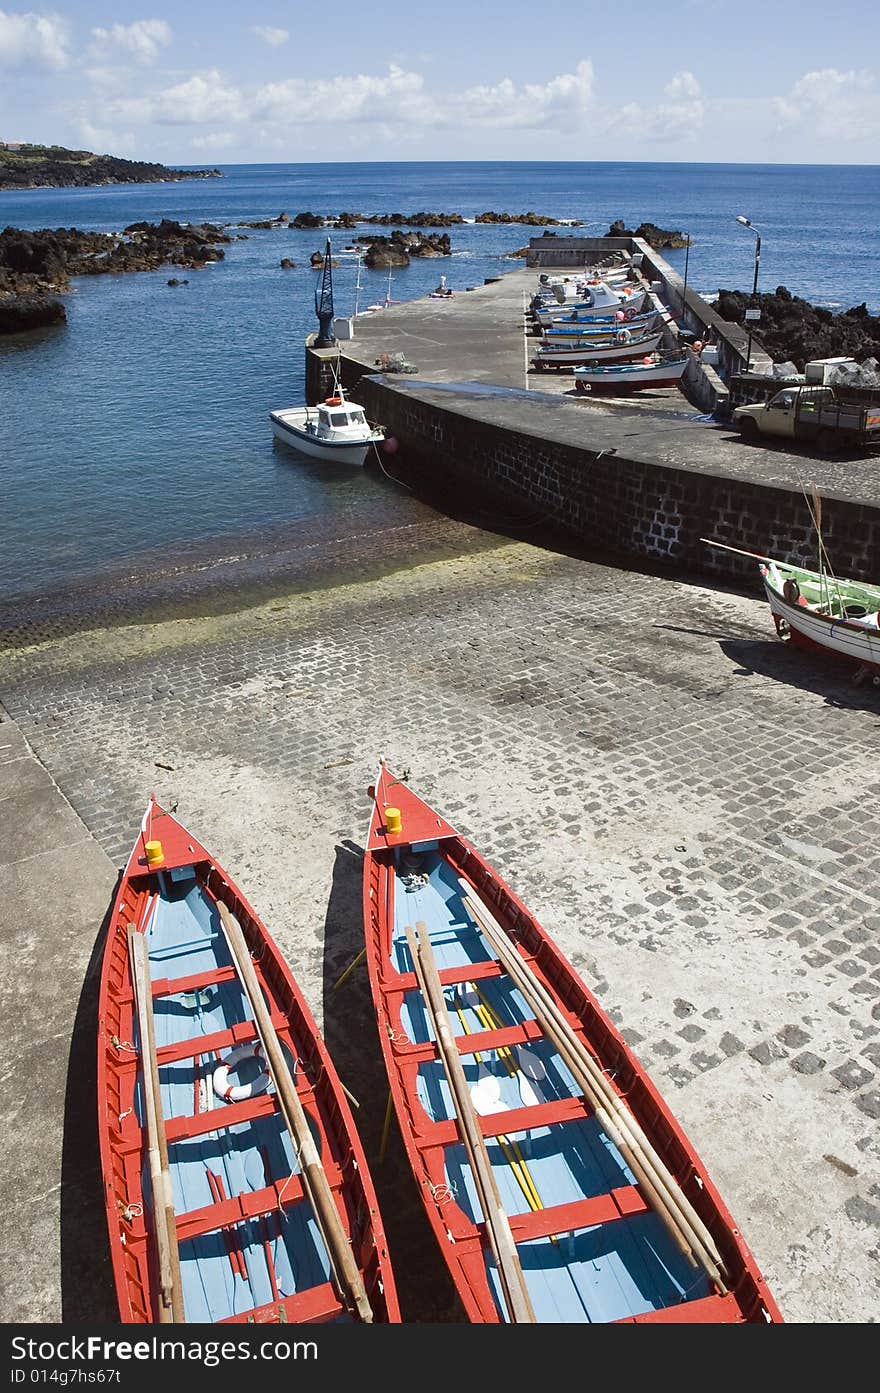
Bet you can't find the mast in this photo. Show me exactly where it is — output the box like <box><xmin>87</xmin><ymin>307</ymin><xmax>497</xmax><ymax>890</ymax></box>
<box><xmin>314</xmin><ymin>237</ymin><xmax>336</xmax><ymax>348</ymax></box>
<box><xmin>353</xmin><ymin>248</ymin><xmax>363</xmax><ymax>319</ymax></box>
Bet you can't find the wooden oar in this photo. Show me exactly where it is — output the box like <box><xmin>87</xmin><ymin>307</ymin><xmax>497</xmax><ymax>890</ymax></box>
<box><xmin>127</xmin><ymin>919</ymin><xmax>185</xmax><ymax>1322</ymax></box>
<box><xmin>215</xmin><ymin>900</ymin><xmax>374</xmax><ymax>1323</ymax></box>
<box><xmin>405</xmin><ymin>923</ymin><xmax>536</xmax><ymax>1323</ymax></box>
<box><xmin>700</xmin><ymin>538</ymin><xmax>775</xmax><ymax>564</ymax></box>
<box><xmin>458</xmin><ymin>882</ymin><xmax>729</xmax><ymax>1292</ymax></box>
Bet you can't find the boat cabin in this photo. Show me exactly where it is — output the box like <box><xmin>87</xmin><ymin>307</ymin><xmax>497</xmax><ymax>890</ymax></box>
<box><xmin>310</xmin><ymin>398</ymin><xmax>369</xmax><ymax>437</ymax></box>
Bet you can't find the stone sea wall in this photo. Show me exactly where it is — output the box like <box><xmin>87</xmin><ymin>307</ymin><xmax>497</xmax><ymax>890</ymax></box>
<box><xmin>347</xmin><ymin>375</ymin><xmax>880</xmax><ymax>584</ymax></box>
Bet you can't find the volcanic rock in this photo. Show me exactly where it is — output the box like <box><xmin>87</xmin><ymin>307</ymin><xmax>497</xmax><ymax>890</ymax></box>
<box><xmin>0</xmin><ymin>294</ymin><xmax>66</xmax><ymax>334</ymax></box>
<box><xmin>607</xmin><ymin>219</ymin><xmax>689</xmax><ymax>248</ymax></box>
<box><xmin>714</xmin><ymin>285</ymin><xmax>880</xmax><ymax>371</ymax></box>
<box><xmin>475</xmin><ymin>211</ymin><xmax>560</xmax><ymax>225</ymax></box>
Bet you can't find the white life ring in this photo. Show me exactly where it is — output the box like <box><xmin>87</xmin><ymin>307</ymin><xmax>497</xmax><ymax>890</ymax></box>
<box><xmin>617</xmin><ymin>329</ymin><xmax>632</xmax><ymax>344</ymax></box>
<box><xmin>212</xmin><ymin>1042</ymin><xmax>270</xmax><ymax>1104</ymax></box>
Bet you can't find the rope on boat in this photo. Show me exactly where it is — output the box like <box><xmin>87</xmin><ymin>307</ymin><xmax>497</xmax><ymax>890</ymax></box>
<box><xmin>111</xmin><ymin>1034</ymin><xmax>137</xmax><ymax>1053</ymax></box>
<box><xmin>117</xmin><ymin>1199</ymin><xmax>143</xmax><ymax>1223</ymax></box>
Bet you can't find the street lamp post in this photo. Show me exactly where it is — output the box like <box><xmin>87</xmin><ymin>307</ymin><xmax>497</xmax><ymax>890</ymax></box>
<box><xmin>735</xmin><ymin>214</ymin><xmax>761</xmax><ymax>372</ymax></box>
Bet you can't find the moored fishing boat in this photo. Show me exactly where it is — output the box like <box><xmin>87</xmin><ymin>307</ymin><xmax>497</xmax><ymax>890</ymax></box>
<box><xmin>270</xmin><ymin>385</ymin><xmax>384</xmax><ymax>467</ymax></box>
<box><xmin>533</xmin><ymin>329</ymin><xmax>663</xmax><ymax>369</ymax></box>
<box><xmin>541</xmin><ymin>310</ymin><xmax>660</xmax><ymax>337</ymax></box>
<box><xmin>99</xmin><ymin>796</ymin><xmax>399</xmax><ymax>1324</ymax></box>
<box><xmin>532</xmin><ymin>281</ymin><xmax>647</xmax><ymax>320</ymax></box>
<box><xmin>573</xmin><ymin>351</ymin><xmax>689</xmax><ymax>392</ymax></box>
<box><xmin>362</xmin><ymin>761</ymin><xmax>783</xmax><ymax>1324</ymax></box>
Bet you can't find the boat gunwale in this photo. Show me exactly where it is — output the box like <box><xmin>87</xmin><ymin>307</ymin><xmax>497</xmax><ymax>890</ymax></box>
<box><xmin>98</xmin><ymin>798</ymin><xmax>399</xmax><ymax>1324</ymax></box>
<box><xmin>362</xmin><ymin>770</ymin><xmax>782</xmax><ymax>1325</ymax></box>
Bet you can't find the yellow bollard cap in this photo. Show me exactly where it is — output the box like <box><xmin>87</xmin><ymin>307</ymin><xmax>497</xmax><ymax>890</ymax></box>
<box><xmin>384</xmin><ymin>807</ymin><xmax>402</xmax><ymax>836</ymax></box>
<box><xmin>145</xmin><ymin>839</ymin><xmax>165</xmax><ymax>867</ymax></box>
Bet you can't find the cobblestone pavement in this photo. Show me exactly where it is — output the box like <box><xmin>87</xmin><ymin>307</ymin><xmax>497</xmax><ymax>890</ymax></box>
<box><xmin>2</xmin><ymin>517</ymin><xmax>879</xmax><ymax>1324</ymax></box>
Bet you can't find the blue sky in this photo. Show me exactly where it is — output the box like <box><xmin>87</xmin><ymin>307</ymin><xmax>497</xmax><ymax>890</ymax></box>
<box><xmin>1</xmin><ymin>0</ymin><xmax>878</xmax><ymax>163</ymax></box>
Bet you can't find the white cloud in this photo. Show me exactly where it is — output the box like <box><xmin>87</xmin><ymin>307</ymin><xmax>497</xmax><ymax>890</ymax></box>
<box><xmin>774</xmin><ymin>67</ymin><xmax>879</xmax><ymax>142</ymax></box>
<box><xmin>0</xmin><ymin>8</ymin><xmax>69</xmax><ymax>69</ymax></box>
<box><xmin>91</xmin><ymin>19</ymin><xmax>172</xmax><ymax>65</ymax></box>
<box><xmin>75</xmin><ymin>116</ymin><xmax>136</xmax><ymax>155</ymax></box>
<box><xmin>76</xmin><ymin>57</ymin><xmax>712</xmax><ymax>150</ymax></box>
<box><xmin>255</xmin><ymin>64</ymin><xmax>428</xmax><ymax>124</ymax></box>
<box><xmin>110</xmin><ymin>69</ymin><xmax>245</xmax><ymax>125</ymax></box>
<box><xmin>456</xmin><ymin>60</ymin><xmax>594</xmax><ymax>129</ymax></box>
<box><xmin>251</xmin><ymin>25</ymin><xmax>288</xmax><ymax>47</ymax></box>
<box><xmin>605</xmin><ymin>71</ymin><xmax>705</xmax><ymax>143</ymax></box>
<box><xmin>191</xmin><ymin>130</ymin><xmax>236</xmax><ymax>150</ymax></box>
<box><xmin>664</xmin><ymin>70</ymin><xmax>701</xmax><ymax>101</ymax></box>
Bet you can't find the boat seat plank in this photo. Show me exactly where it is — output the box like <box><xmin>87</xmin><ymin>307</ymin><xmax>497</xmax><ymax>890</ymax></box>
<box><xmin>175</xmin><ymin>1173</ymin><xmax>308</xmax><ymax>1243</ymax></box>
<box><xmin>417</xmin><ymin>1093</ymin><xmax>590</xmax><ymax>1148</ymax></box>
<box><xmin>218</xmin><ymin>1281</ymin><xmax>345</xmax><ymax>1325</ymax></box>
<box><xmin>150</xmin><ymin>964</ymin><xmax>239</xmax><ymax>999</ymax></box>
<box><xmin>156</xmin><ymin>1015</ymin><xmax>288</xmax><ymax>1066</ymax></box>
<box><xmin>619</xmin><ymin>1292</ymin><xmax>745</xmax><ymax>1323</ymax></box>
<box><xmin>165</xmin><ymin>1092</ymin><xmax>278</xmax><ymax>1141</ymax></box>
<box><xmin>394</xmin><ymin>959</ymin><xmax>506</xmax><ymax>992</ymax></box>
<box><xmin>507</xmin><ymin>1185</ymin><xmax>647</xmax><ymax>1244</ymax></box>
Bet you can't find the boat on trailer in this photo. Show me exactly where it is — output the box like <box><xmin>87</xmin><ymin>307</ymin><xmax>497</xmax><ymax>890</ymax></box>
<box><xmin>99</xmin><ymin>796</ymin><xmax>399</xmax><ymax>1324</ymax></box>
<box><xmin>362</xmin><ymin>762</ymin><xmax>782</xmax><ymax>1324</ymax></box>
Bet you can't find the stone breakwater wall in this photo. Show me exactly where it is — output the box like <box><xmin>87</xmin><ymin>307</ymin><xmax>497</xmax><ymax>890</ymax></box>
<box><xmin>348</xmin><ymin>376</ymin><xmax>880</xmax><ymax>585</ymax></box>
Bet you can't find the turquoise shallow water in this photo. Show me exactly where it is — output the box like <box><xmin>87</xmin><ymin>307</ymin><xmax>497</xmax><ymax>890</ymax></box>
<box><xmin>2</xmin><ymin>160</ymin><xmax>878</xmax><ymax>602</ymax></box>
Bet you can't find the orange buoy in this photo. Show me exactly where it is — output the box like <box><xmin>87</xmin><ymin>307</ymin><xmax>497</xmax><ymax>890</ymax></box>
<box><xmin>325</xmin><ymin>396</ymin><xmax>343</xmax><ymax>405</ymax></box>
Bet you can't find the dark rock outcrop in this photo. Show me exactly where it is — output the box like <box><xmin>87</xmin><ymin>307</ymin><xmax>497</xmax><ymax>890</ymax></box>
<box><xmin>607</xmin><ymin>219</ymin><xmax>689</xmax><ymax>248</ymax></box>
<box><xmin>280</xmin><ymin>258</ymin><xmax>295</xmax><ymax>269</ymax></box>
<box><xmin>0</xmin><ymin>143</ymin><xmax>220</xmax><ymax>191</ymax></box>
<box><xmin>0</xmin><ymin>220</ymin><xmax>230</xmax><ymax>330</ymax></box>
<box><xmin>475</xmin><ymin>211</ymin><xmax>566</xmax><ymax>225</ymax></box>
<box><xmin>357</xmin><ymin>230</ymin><xmax>451</xmax><ymax>268</ymax></box>
<box><xmin>714</xmin><ymin>285</ymin><xmax>880</xmax><ymax>371</ymax></box>
<box><xmin>0</xmin><ymin>294</ymin><xmax>66</xmax><ymax>333</ymax></box>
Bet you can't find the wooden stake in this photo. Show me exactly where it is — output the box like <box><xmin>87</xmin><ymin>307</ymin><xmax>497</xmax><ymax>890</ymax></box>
<box><xmin>128</xmin><ymin>921</ymin><xmax>185</xmax><ymax>1322</ymax></box>
<box><xmin>216</xmin><ymin>900</ymin><xmax>374</xmax><ymax>1323</ymax></box>
<box><xmin>405</xmin><ymin>922</ymin><xmax>536</xmax><ymax>1323</ymax></box>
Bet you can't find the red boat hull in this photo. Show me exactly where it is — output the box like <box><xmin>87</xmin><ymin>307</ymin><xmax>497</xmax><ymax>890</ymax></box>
<box><xmin>98</xmin><ymin>797</ymin><xmax>399</xmax><ymax>1324</ymax></box>
<box><xmin>362</xmin><ymin>763</ymin><xmax>782</xmax><ymax>1324</ymax></box>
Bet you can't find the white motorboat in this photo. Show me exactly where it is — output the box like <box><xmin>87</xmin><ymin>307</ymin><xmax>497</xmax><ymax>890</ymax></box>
<box><xmin>533</xmin><ymin>284</ymin><xmax>647</xmax><ymax>323</ymax></box>
<box><xmin>270</xmin><ymin>389</ymin><xmax>384</xmax><ymax>467</ymax></box>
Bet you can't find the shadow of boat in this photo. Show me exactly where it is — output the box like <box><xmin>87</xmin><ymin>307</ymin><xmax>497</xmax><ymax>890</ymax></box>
<box><xmin>319</xmin><ymin>840</ymin><xmax>464</xmax><ymax>1322</ymax></box>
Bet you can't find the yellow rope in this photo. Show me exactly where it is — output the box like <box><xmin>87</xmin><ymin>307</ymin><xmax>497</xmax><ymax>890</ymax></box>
<box><xmin>454</xmin><ymin>990</ymin><xmax>545</xmax><ymax>1218</ymax></box>
<box><xmin>468</xmin><ymin>987</ymin><xmax>559</xmax><ymax>1242</ymax></box>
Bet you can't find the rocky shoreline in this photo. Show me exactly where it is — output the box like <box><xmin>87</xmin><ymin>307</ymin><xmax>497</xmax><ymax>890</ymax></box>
<box><xmin>0</xmin><ymin>220</ymin><xmax>231</xmax><ymax>333</ymax></box>
<box><xmin>0</xmin><ymin>144</ymin><xmax>221</xmax><ymax>191</ymax></box>
<box><xmin>714</xmin><ymin>285</ymin><xmax>880</xmax><ymax>371</ymax></box>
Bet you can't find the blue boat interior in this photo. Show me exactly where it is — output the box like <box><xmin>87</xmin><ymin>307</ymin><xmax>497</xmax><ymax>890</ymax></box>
<box><xmin>133</xmin><ymin>867</ymin><xmax>340</xmax><ymax>1323</ymax></box>
<box><xmin>391</xmin><ymin>843</ymin><xmax>712</xmax><ymax>1323</ymax></box>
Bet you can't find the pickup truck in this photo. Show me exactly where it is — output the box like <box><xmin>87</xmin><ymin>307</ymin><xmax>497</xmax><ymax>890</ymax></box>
<box><xmin>732</xmin><ymin>384</ymin><xmax>880</xmax><ymax>453</ymax></box>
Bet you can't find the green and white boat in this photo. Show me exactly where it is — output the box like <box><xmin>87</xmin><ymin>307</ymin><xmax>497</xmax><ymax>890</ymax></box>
<box><xmin>760</xmin><ymin>557</ymin><xmax>880</xmax><ymax>673</ymax></box>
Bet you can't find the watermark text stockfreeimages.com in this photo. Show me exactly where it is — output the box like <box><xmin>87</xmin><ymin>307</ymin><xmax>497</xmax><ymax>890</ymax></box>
<box><xmin>10</xmin><ymin>1336</ymin><xmax>317</xmax><ymax>1371</ymax></box>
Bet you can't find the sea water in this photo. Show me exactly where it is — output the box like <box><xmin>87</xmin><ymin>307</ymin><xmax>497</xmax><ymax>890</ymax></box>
<box><xmin>2</xmin><ymin>160</ymin><xmax>877</xmax><ymax>604</ymax></box>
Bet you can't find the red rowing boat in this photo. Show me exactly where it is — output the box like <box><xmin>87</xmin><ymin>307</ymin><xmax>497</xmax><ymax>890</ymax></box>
<box><xmin>362</xmin><ymin>761</ymin><xmax>782</xmax><ymax>1324</ymax></box>
<box><xmin>98</xmin><ymin>795</ymin><xmax>399</xmax><ymax>1324</ymax></box>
